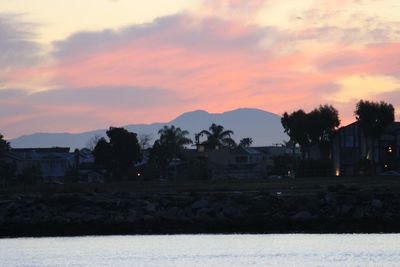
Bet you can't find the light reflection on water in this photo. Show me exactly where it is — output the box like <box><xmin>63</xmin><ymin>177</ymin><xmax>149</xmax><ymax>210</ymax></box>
<box><xmin>1</xmin><ymin>234</ymin><xmax>400</xmax><ymax>267</ymax></box>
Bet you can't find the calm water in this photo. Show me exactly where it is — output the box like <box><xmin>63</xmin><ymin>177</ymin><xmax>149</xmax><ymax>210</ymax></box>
<box><xmin>1</xmin><ymin>234</ymin><xmax>400</xmax><ymax>267</ymax></box>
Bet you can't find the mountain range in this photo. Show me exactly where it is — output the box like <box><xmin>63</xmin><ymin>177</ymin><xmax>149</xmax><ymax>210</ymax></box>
<box><xmin>10</xmin><ymin>108</ymin><xmax>288</xmax><ymax>149</ymax></box>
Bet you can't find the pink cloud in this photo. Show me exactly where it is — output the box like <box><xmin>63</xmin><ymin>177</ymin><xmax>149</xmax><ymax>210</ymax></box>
<box><xmin>2</xmin><ymin>11</ymin><xmax>400</xmax><ymax>138</ymax></box>
<box><xmin>316</xmin><ymin>43</ymin><xmax>400</xmax><ymax>77</ymax></box>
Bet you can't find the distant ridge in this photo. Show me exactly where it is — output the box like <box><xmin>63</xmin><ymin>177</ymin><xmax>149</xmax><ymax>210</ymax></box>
<box><xmin>11</xmin><ymin>108</ymin><xmax>288</xmax><ymax>149</ymax></box>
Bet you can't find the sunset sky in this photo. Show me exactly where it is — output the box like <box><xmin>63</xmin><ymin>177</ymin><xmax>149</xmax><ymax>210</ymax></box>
<box><xmin>1</xmin><ymin>0</ymin><xmax>399</xmax><ymax>138</ymax></box>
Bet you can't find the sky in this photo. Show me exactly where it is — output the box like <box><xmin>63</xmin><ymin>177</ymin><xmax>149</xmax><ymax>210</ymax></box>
<box><xmin>1</xmin><ymin>0</ymin><xmax>400</xmax><ymax>139</ymax></box>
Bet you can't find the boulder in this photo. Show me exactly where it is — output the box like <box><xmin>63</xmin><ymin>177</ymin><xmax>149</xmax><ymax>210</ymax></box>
<box><xmin>191</xmin><ymin>198</ymin><xmax>209</xmax><ymax>210</ymax></box>
<box><xmin>167</xmin><ymin>207</ymin><xmax>180</xmax><ymax>217</ymax></box>
<box><xmin>353</xmin><ymin>208</ymin><xmax>365</xmax><ymax>218</ymax></box>
<box><xmin>371</xmin><ymin>199</ymin><xmax>384</xmax><ymax>209</ymax></box>
<box><xmin>291</xmin><ymin>211</ymin><xmax>313</xmax><ymax>221</ymax></box>
<box><xmin>222</xmin><ymin>206</ymin><xmax>240</xmax><ymax>218</ymax></box>
<box><xmin>146</xmin><ymin>203</ymin><xmax>157</xmax><ymax>213</ymax></box>
<box><xmin>142</xmin><ymin>215</ymin><xmax>154</xmax><ymax>221</ymax></box>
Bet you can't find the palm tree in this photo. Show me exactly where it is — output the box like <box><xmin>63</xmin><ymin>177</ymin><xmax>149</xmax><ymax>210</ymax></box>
<box><xmin>199</xmin><ymin>123</ymin><xmax>236</xmax><ymax>150</ymax></box>
<box><xmin>157</xmin><ymin>125</ymin><xmax>192</xmax><ymax>158</ymax></box>
<box><xmin>239</xmin><ymin>137</ymin><xmax>253</xmax><ymax>148</ymax></box>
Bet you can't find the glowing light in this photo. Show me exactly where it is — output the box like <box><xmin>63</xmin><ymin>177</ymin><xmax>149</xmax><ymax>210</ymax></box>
<box><xmin>388</xmin><ymin>147</ymin><xmax>393</xmax><ymax>153</ymax></box>
<box><xmin>335</xmin><ymin>169</ymin><xmax>340</xmax><ymax>177</ymax></box>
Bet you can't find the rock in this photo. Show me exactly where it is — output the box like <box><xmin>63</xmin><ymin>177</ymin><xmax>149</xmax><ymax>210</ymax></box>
<box><xmin>146</xmin><ymin>203</ymin><xmax>157</xmax><ymax>213</ymax></box>
<box><xmin>371</xmin><ymin>199</ymin><xmax>384</xmax><ymax>209</ymax></box>
<box><xmin>324</xmin><ymin>193</ymin><xmax>336</xmax><ymax>204</ymax></box>
<box><xmin>337</xmin><ymin>205</ymin><xmax>352</xmax><ymax>215</ymax></box>
<box><xmin>197</xmin><ymin>208</ymin><xmax>212</xmax><ymax>217</ymax></box>
<box><xmin>167</xmin><ymin>207</ymin><xmax>180</xmax><ymax>217</ymax></box>
<box><xmin>211</xmin><ymin>202</ymin><xmax>224</xmax><ymax>212</ymax></box>
<box><xmin>291</xmin><ymin>211</ymin><xmax>313</xmax><ymax>220</ymax></box>
<box><xmin>155</xmin><ymin>210</ymin><xmax>168</xmax><ymax>218</ymax></box>
<box><xmin>191</xmin><ymin>199</ymin><xmax>209</xmax><ymax>210</ymax></box>
<box><xmin>0</xmin><ymin>200</ymin><xmax>12</xmax><ymax>205</ymax></box>
<box><xmin>114</xmin><ymin>215</ymin><xmax>125</xmax><ymax>223</ymax></box>
<box><xmin>143</xmin><ymin>215</ymin><xmax>154</xmax><ymax>221</ymax></box>
<box><xmin>222</xmin><ymin>206</ymin><xmax>240</xmax><ymax>218</ymax></box>
<box><xmin>353</xmin><ymin>208</ymin><xmax>364</xmax><ymax>218</ymax></box>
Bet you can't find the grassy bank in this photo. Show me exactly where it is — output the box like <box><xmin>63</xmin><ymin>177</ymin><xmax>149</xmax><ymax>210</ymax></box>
<box><xmin>2</xmin><ymin>176</ymin><xmax>400</xmax><ymax>196</ymax></box>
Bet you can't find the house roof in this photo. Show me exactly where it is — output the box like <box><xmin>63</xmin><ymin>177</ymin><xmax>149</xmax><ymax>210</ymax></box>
<box><xmin>338</xmin><ymin>121</ymin><xmax>400</xmax><ymax>134</ymax></box>
<box><xmin>11</xmin><ymin>147</ymin><xmax>70</xmax><ymax>153</ymax></box>
<box><xmin>9</xmin><ymin>147</ymin><xmax>74</xmax><ymax>161</ymax></box>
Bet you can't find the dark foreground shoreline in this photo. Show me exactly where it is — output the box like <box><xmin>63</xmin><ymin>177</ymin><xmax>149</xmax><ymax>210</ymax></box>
<box><xmin>1</xmin><ymin>184</ymin><xmax>400</xmax><ymax>237</ymax></box>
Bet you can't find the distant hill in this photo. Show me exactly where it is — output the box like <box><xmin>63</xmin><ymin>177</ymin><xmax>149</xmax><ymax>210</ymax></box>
<box><xmin>10</xmin><ymin>108</ymin><xmax>288</xmax><ymax>149</ymax></box>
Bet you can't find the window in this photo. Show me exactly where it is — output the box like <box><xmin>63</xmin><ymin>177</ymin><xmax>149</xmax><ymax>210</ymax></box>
<box><xmin>344</xmin><ymin>127</ymin><xmax>355</xmax><ymax>147</ymax></box>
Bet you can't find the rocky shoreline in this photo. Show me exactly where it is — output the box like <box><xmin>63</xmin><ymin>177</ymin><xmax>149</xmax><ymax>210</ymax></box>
<box><xmin>1</xmin><ymin>186</ymin><xmax>400</xmax><ymax>237</ymax></box>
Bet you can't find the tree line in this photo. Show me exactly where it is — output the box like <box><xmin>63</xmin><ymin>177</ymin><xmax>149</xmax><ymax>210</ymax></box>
<box><xmin>92</xmin><ymin>123</ymin><xmax>249</xmax><ymax>179</ymax></box>
<box><xmin>0</xmin><ymin>99</ymin><xmax>396</xmax><ymax>181</ymax></box>
<box><xmin>281</xmin><ymin>100</ymin><xmax>395</xmax><ymax>159</ymax></box>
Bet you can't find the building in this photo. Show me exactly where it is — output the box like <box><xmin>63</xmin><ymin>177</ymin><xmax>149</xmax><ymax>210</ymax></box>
<box><xmin>333</xmin><ymin>121</ymin><xmax>400</xmax><ymax>176</ymax></box>
<box><xmin>9</xmin><ymin>147</ymin><xmax>75</xmax><ymax>183</ymax></box>
<box><xmin>185</xmin><ymin>146</ymin><xmax>274</xmax><ymax>179</ymax></box>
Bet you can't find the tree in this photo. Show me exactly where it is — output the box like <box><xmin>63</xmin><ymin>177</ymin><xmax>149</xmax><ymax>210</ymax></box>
<box><xmin>0</xmin><ymin>134</ymin><xmax>13</xmax><ymax>187</ymax></box>
<box><xmin>355</xmin><ymin>100</ymin><xmax>395</xmax><ymax>162</ymax></box>
<box><xmin>85</xmin><ymin>135</ymin><xmax>103</xmax><ymax>150</ymax></box>
<box><xmin>199</xmin><ymin>123</ymin><xmax>236</xmax><ymax>150</ymax></box>
<box><xmin>239</xmin><ymin>137</ymin><xmax>253</xmax><ymax>148</ymax></box>
<box><xmin>106</xmin><ymin>127</ymin><xmax>141</xmax><ymax>170</ymax></box>
<box><xmin>93</xmin><ymin>127</ymin><xmax>141</xmax><ymax>179</ymax></box>
<box><xmin>93</xmin><ymin>137</ymin><xmax>112</xmax><ymax>165</ymax></box>
<box><xmin>157</xmin><ymin>125</ymin><xmax>192</xmax><ymax>159</ymax></box>
<box><xmin>307</xmin><ymin>105</ymin><xmax>340</xmax><ymax>158</ymax></box>
<box><xmin>281</xmin><ymin>110</ymin><xmax>309</xmax><ymax>156</ymax></box>
<box><xmin>282</xmin><ymin>105</ymin><xmax>340</xmax><ymax>158</ymax></box>
<box><xmin>139</xmin><ymin>134</ymin><xmax>152</xmax><ymax>149</ymax></box>
<box><xmin>0</xmin><ymin>134</ymin><xmax>10</xmax><ymax>157</ymax></box>
<box><xmin>149</xmin><ymin>125</ymin><xmax>192</xmax><ymax>177</ymax></box>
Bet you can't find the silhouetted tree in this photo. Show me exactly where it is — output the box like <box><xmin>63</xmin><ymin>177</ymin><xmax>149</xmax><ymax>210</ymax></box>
<box><xmin>200</xmin><ymin>123</ymin><xmax>236</xmax><ymax>150</ymax></box>
<box><xmin>85</xmin><ymin>135</ymin><xmax>103</xmax><ymax>150</ymax></box>
<box><xmin>139</xmin><ymin>134</ymin><xmax>152</xmax><ymax>149</ymax></box>
<box><xmin>107</xmin><ymin>127</ymin><xmax>141</xmax><ymax>170</ymax></box>
<box><xmin>93</xmin><ymin>127</ymin><xmax>141</xmax><ymax>179</ymax></box>
<box><xmin>157</xmin><ymin>125</ymin><xmax>192</xmax><ymax>158</ymax></box>
<box><xmin>282</xmin><ymin>105</ymin><xmax>340</xmax><ymax>159</ymax></box>
<box><xmin>239</xmin><ymin>137</ymin><xmax>253</xmax><ymax>147</ymax></box>
<box><xmin>0</xmin><ymin>134</ymin><xmax>13</xmax><ymax>187</ymax></box>
<box><xmin>281</xmin><ymin>110</ymin><xmax>309</xmax><ymax>156</ymax></box>
<box><xmin>149</xmin><ymin>126</ymin><xmax>192</xmax><ymax>177</ymax></box>
<box><xmin>93</xmin><ymin>137</ymin><xmax>112</xmax><ymax>165</ymax></box>
<box><xmin>0</xmin><ymin>134</ymin><xmax>10</xmax><ymax>157</ymax></box>
<box><xmin>149</xmin><ymin>140</ymin><xmax>169</xmax><ymax>170</ymax></box>
<box><xmin>355</xmin><ymin>100</ymin><xmax>395</xmax><ymax>162</ymax></box>
<box><xmin>307</xmin><ymin>105</ymin><xmax>340</xmax><ymax>158</ymax></box>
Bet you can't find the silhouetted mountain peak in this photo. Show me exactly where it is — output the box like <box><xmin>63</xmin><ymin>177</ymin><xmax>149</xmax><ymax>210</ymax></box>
<box><xmin>11</xmin><ymin>108</ymin><xmax>288</xmax><ymax>148</ymax></box>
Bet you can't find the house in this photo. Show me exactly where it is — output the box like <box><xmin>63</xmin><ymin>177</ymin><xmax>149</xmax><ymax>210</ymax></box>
<box><xmin>73</xmin><ymin>148</ymin><xmax>109</xmax><ymax>183</ymax></box>
<box><xmin>332</xmin><ymin>121</ymin><xmax>400</xmax><ymax>176</ymax></box>
<box><xmin>75</xmin><ymin>148</ymin><xmax>95</xmax><ymax>164</ymax></box>
<box><xmin>9</xmin><ymin>147</ymin><xmax>75</xmax><ymax>182</ymax></box>
<box><xmin>185</xmin><ymin>146</ymin><xmax>273</xmax><ymax>179</ymax></box>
